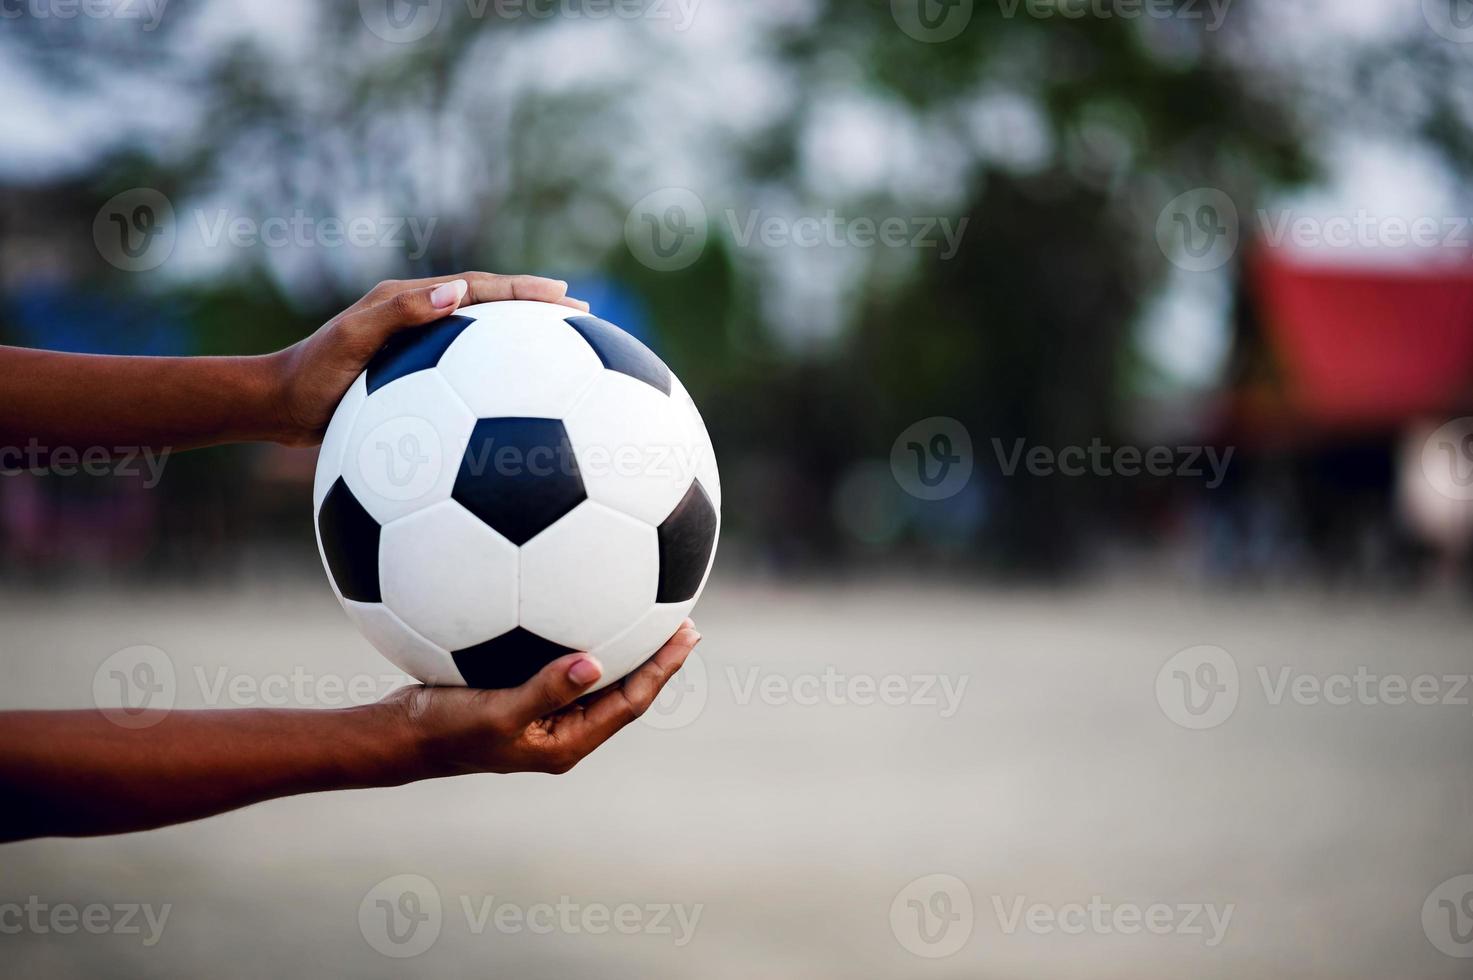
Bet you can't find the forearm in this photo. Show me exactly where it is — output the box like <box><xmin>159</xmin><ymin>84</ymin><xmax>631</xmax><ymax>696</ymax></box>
<box><xmin>0</xmin><ymin>347</ymin><xmax>288</xmax><ymax>456</ymax></box>
<box><xmin>0</xmin><ymin>706</ymin><xmax>419</xmax><ymax>842</ymax></box>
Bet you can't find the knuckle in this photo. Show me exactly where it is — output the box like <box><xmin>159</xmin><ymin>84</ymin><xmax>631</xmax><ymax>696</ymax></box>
<box><xmin>369</xmin><ymin>278</ymin><xmax>400</xmax><ymax>298</ymax></box>
<box><xmin>387</xmin><ymin>291</ymin><xmax>420</xmax><ymax>318</ymax></box>
<box><xmin>612</xmin><ymin>695</ymin><xmax>641</xmax><ymax>725</ymax></box>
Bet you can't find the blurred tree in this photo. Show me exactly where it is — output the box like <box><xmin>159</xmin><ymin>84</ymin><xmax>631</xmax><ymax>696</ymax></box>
<box><xmin>7</xmin><ymin>0</ymin><xmax>1471</xmax><ymax>574</ymax></box>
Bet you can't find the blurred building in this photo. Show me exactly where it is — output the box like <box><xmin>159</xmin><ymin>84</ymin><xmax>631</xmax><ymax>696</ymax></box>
<box><xmin>1216</xmin><ymin>246</ymin><xmax>1473</xmax><ymax>582</ymax></box>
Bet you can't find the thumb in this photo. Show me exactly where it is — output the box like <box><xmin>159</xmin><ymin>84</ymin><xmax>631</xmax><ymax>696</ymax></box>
<box><xmin>503</xmin><ymin>653</ymin><xmax>604</xmax><ymax>726</ymax></box>
<box><xmin>350</xmin><ymin>278</ymin><xmax>468</xmax><ymax>345</ymax></box>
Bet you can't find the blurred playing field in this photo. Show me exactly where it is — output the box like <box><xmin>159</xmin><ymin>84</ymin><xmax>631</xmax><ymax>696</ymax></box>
<box><xmin>2</xmin><ymin>575</ymin><xmax>1471</xmax><ymax>978</ymax></box>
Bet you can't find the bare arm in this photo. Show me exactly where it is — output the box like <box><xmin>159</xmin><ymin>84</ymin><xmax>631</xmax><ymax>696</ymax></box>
<box><xmin>0</xmin><ymin>626</ymin><xmax>699</xmax><ymax>843</ymax></box>
<box><xmin>0</xmin><ymin>272</ymin><xmax>589</xmax><ymax>456</ymax></box>
<box><xmin>0</xmin><ymin>349</ymin><xmax>284</xmax><ymax>455</ymax></box>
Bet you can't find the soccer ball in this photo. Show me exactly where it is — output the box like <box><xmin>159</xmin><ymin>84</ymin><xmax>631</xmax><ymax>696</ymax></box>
<box><xmin>312</xmin><ymin>301</ymin><xmax>720</xmax><ymax>693</ymax></box>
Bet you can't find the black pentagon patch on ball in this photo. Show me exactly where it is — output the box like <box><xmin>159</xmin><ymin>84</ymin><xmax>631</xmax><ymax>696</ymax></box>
<box><xmin>317</xmin><ymin>478</ymin><xmax>382</xmax><ymax>602</ymax></box>
<box><xmin>452</xmin><ymin>417</ymin><xmax>586</xmax><ymax>546</ymax></box>
<box><xmin>656</xmin><ymin>480</ymin><xmax>718</xmax><ymax>603</ymax></box>
<box><xmin>566</xmin><ymin>315</ymin><xmax>671</xmax><ymax>395</ymax></box>
<box><xmin>365</xmin><ymin>314</ymin><xmax>475</xmax><ymax>394</ymax></box>
<box><xmin>453</xmin><ymin>627</ymin><xmax>578</xmax><ymax>689</ymax></box>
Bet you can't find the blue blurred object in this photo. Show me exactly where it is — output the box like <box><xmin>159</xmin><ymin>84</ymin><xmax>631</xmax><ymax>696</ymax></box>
<box><xmin>558</xmin><ymin>276</ymin><xmax>654</xmax><ymax>350</ymax></box>
<box><xmin>4</xmin><ymin>284</ymin><xmax>192</xmax><ymax>356</ymax></box>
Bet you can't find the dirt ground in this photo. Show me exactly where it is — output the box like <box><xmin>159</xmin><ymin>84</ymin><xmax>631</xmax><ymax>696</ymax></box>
<box><xmin>2</xmin><ymin>575</ymin><xmax>1471</xmax><ymax>978</ymax></box>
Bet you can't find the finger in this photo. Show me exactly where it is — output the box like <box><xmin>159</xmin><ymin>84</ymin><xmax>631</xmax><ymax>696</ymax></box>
<box><xmin>374</xmin><ymin>273</ymin><xmax>590</xmax><ymax>313</ymax></box>
<box><xmin>459</xmin><ymin>272</ymin><xmax>589</xmax><ymax>312</ymax></box>
<box><xmin>566</xmin><ymin>626</ymin><xmax>701</xmax><ymax>746</ymax></box>
<box><xmin>500</xmin><ymin>652</ymin><xmax>605</xmax><ymax>728</ymax></box>
<box><xmin>348</xmin><ymin>278</ymin><xmax>469</xmax><ymax>345</ymax></box>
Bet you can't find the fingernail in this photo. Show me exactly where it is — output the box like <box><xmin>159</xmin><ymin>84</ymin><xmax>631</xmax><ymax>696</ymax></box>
<box><xmin>431</xmin><ymin>279</ymin><xmax>468</xmax><ymax>309</ymax></box>
<box><xmin>680</xmin><ymin>630</ymin><xmax>702</xmax><ymax>647</ymax></box>
<box><xmin>569</xmin><ymin>656</ymin><xmax>602</xmax><ymax>686</ymax></box>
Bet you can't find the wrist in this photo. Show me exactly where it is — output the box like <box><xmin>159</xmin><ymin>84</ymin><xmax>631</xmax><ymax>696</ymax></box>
<box><xmin>242</xmin><ymin>350</ymin><xmax>304</xmax><ymax>447</ymax></box>
<box><xmin>334</xmin><ymin>702</ymin><xmax>430</xmax><ymax>788</ymax></box>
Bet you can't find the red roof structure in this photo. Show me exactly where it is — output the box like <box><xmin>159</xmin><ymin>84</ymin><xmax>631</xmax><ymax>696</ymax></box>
<box><xmin>1230</xmin><ymin>248</ymin><xmax>1473</xmax><ymax>443</ymax></box>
